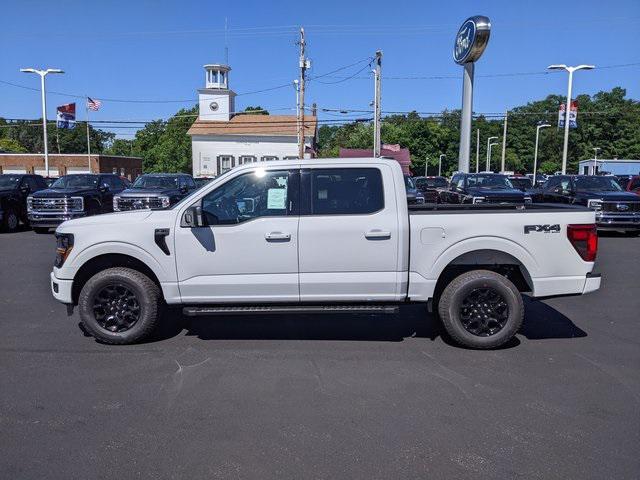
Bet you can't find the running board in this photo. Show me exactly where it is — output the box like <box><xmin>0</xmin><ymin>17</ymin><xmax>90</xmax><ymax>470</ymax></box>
<box><xmin>183</xmin><ymin>304</ymin><xmax>399</xmax><ymax>316</ymax></box>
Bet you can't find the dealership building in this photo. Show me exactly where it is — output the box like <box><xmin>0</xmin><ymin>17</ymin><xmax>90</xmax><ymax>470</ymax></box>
<box><xmin>578</xmin><ymin>158</ymin><xmax>640</xmax><ymax>176</ymax></box>
<box><xmin>0</xmin><ymin>153</ymin><xmax>143</xmax><ymax>179</ymax></box>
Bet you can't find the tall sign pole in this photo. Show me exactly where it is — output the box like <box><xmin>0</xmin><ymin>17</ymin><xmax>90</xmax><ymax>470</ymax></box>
<box><xmin>373</xmin><ymin>50</ymin><xmax>382</xmax><ymax>157</ymax></box>
<box><xmin>500</xmin><ymin>110</ymin><xmax>508</xmax><ymax>172</ymax></box>
<box><xmin>475</xmin><ymin>128</ymin><xmax>480</xmax><ymax>173</ymax></box>
<box><xmin>453</xmin><ymin>16</ymin><xmax>491</xmax><ymax>173</ymax></box>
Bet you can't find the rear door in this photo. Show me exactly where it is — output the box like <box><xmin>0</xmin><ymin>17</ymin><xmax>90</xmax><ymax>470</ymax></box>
<box><xmin>298</xmin><ymin>165</ymin><xmax>401</xmax><ymax>301</ymax></box>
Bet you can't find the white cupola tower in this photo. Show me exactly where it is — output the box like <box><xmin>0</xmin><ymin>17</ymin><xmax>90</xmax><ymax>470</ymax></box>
<box><xmin>198</xmin><ymin>64</ymin><xmax>235</xmax><ymax>121</ymax></box>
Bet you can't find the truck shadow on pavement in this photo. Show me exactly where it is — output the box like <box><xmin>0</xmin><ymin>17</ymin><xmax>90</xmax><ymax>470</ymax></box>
<box><xmin>148</xmin><ymin>296</ymin><xmax>586</xmax><ymax>348</ymax></box>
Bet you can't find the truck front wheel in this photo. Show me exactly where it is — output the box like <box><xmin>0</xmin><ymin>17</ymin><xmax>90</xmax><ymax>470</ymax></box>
<box><xmin>78</xmin><ymin>267</ymin><xmax>161</xmax><ymax>344</ymax></box>
<box><xmin>438</xmin><ymin>270</ymin><xmax>523</xmax><ymax>349</ymax></box>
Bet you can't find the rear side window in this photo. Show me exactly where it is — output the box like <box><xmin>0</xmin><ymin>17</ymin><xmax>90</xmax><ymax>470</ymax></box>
<box><xmin>310</xmin><ymin>168</ymin><xmax>383</xmax><ymax>215</ymax></box>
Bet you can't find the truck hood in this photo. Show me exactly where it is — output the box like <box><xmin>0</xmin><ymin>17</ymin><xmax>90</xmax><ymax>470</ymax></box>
<box><xmin>57</xmin><ymin>210</ymin><xmax>154</xmax><ymax>231</ymax></box>
<box><xmin>32</xmin><ymin>187</ymin><xmax>98</xmax><ymax>197</ymax></box>
<box><xmin>575</xmin><ymin>191</ymin><xmax>639</xmax><ymax>202</ymax></box>
<box><xmin>117</xmin><ymin>188</ymin><xmax>182</xmax><ymax>197</ymax></box>
<box><xmin>466</xmin><ymin>187</ymin><xmax>524</xmax><ymax>198</ymax></box>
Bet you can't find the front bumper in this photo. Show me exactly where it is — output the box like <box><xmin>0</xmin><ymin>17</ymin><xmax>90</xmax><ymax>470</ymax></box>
<box><xmin>50</xmin><ymin>271</ymin><xmax>73</xmax><ymax>304</ymax></box>
<box><xmin>28</xmin><ymin>211</ymin><xmax>86</xmax><ymax>228</ymax></box>
<box><xmin>595</xmin><ymin>212</ymin><xmax>640</xmax><ymax>230</ymax></box>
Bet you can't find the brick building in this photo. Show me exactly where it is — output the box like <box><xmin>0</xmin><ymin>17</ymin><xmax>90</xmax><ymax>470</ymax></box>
<box><xmin>0</xmin><ymin>154</ymin><xmax>143</xmax><ymax>179</ymax></box>
<box><xmin>339</xmin><ymin>144</ymin><xmax>412</xmax><ymax>174</ymax></box>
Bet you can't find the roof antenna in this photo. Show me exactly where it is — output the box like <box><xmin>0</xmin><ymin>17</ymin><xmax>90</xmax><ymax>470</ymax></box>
<box><xmin>224</xmin><ymin>17</ymin><xmax>229</xmax><ymax>65</ymax></box>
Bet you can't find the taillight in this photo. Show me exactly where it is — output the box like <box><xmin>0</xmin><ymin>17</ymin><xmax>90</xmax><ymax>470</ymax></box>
<box><xmin>567</xmin><ymin>224</ymin><xmax>598</xmax><ymax>262</ymax></box>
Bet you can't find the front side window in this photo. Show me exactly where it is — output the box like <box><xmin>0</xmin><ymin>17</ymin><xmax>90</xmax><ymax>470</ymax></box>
<box><xmin>202</xmin><ymin>170</ymin><xmax>291</xmax><ymax>225</ymax></box>
<box><xmin>310</xmin><ymin>168</ymin><xmax>383</xmax><ymax>215</ymax></box>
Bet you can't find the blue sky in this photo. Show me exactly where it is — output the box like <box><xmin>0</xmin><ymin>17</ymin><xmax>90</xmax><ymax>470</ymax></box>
<box><xmin>1</xmin><ymin>0</ymin><xmax>638</xmax><ymax>138</ymax></box>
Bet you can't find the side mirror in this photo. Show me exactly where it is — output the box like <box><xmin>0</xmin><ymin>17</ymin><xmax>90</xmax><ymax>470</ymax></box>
<box><xmin>20</xmin><ymin>185</ymin><xmax>30</xmax><ymax>194</ymax></box>
<box><xmin>179</xmin><ymin>185</ymin><xmax>188</xmax><ymax>194</ymax></box>
<box><xmin>181</xmin><ymin>205</ymin><xmax>205</xmax><ymax>228</ymax></box>
<box><xmin>99</xmin><ymin>183</ymin><xmax>109</xmax><ymax>192</ymax></box>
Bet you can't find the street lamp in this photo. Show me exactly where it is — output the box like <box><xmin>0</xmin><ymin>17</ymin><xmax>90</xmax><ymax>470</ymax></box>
<box><xmin>20</xmin><ymin>68</ymin><xmax>64</xmax><ymax>177</ymax></box>
<box><xmin>486</xmin><ymin>136</ymin><xmax>498</xmax><ymax>171</ymax></box>
<box><xmin>488</xmin><ymin>142</ymin><xmax>499</xmax><ymax>171</ymax></box>
<box><xmin>532</xmin><ymin>123</ymin><xmax>551</xmax><ymax>181</ymax></box>
<box><xmin>547</xmin><ymin>64</ymin><xmax>595</xmax><ymax>174</ymax></box>
<box><xmin>439</xmin><ymin>154</ymin><xmax>445</xmax><ymax>177</ymax></box>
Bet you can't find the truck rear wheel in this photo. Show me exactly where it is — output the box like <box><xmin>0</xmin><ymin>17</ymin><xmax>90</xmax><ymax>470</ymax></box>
<box><xmin>438</xmin><ymin>269</ymin><xmax>523</xmax><ymax>349</ymax></box>
<box><xmin>78</xmin><ymin>267</ymin><xmax>161</xmax><ymax>345</ymax></box>
<box><xmin>2</xmin><ymin>207</ymin><xmax>19</xmax><ymax>232</ymax></box>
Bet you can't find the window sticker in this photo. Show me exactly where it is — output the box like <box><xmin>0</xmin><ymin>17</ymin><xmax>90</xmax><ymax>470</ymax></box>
<box><xmin>267</xmin><ymin>188</ymin><xmax>287</xmax><ymax>209</ymax></box>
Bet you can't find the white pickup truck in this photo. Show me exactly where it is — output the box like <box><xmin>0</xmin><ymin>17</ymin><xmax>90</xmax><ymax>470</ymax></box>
<box><xmin>50</xmin><ymin>158</ymin><xmax>601</xmax><ymax>349</ymax></box>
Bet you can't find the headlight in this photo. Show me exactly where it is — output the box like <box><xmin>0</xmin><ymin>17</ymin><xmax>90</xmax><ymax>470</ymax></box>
<box><xmin>472</xmin><ymin>196</ymin><xmax>486</xmax><ymax>204</ymax></box>
<box><xmin>524</xmin><ymin>196</ymin><xmax>532</xmax><ymax>204</ymax></box>
<box><xmin>587</xmin><ymin>199</ymin><xmax>602</xmax><ymax>211</ymax></box>
<box><xmin>69</xmin><ymin>196</ymin><xmax>84</xmax><ymax>212</ymax></box>
<box><xmin>113</xmin><ymin>196</ymin><xmax>121</xmax><ymax>212</ymax></box>
<box><xmin>27</xmin><ymin>196</ymin><xmax>33</xmax><ymax>212</ymax></box>
<box><xmin>159</xmin><ymin>196</ymin><xmax>170</xmax><ymax>208</ymax></box>
<box><xmin>54</xmin><ymin>233</ymin><xmax>74</xmax><ymax>268</ymax></box>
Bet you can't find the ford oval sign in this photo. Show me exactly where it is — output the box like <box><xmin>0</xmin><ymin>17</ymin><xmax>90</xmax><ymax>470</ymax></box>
<box><xmin>453</xmin><ymin>16</ymin><xmax>491</xmax><ymax>64</ymax></box>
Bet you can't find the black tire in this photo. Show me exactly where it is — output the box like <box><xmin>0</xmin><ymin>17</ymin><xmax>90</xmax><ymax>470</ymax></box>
<box><xmin>78</xmin><ymin>267</ymin><xmax>162</xmax><ymax>345</ymax></box>
<box><xmin>438</xmin><ymin>270</ymin><xmax>523</xmax><ymax>349</ymax></box>
<box><xmin>1</xmin><ymin>207</ymin><xmax>19</xmax><ymax>232</ymax></box>
<box><xmin>33</xmin><ymin>227</ymin><xmax>50</xmax><ymax>234</ymax></box>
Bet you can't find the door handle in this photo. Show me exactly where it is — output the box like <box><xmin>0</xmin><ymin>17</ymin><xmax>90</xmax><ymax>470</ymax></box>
<box><xmin>265</xmin><ymin>232</ymin><xmax>291</xmax><ymax>241</ymax></box>
<box><xmin>365</xmin><ymin>230</ymin><xmax>391</xmax><ymax>240</ymax></box>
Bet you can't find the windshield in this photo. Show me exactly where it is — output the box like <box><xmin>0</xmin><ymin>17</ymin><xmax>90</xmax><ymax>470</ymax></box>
<box><xmin>132</xmin><ymin>175</ymin><xmax>179</xmax><ymax>189</ymax></box>
<box><xmin>404</xmin><ymin>176</ymin><xmax>415</xmax><ymax>189</ymax></box>
<box><xmin>51</xmin><ymin>175</ymin><xmax>99</xmax><ymax>189</ymax></box>
<box><xmin>417</xmin><ymin>177</ymin><xmax>447</xmax><ymax>188</ymax></box>
<box><xmin>509</xmin><ymin>177</ymin><xmax>533</xmax><ymax>190</ymax></box>
<box><xmin>0</xmin><ymin>175</ymin><xmax>21</xmax><ymax>189</ymax></box>
<box><xmin>574</xmin><ymin>176</ymin><xmax>623</xmax><ymax>192</ymax></box>
<box><xmin>466</xmin><ymin>175</ymin><xmax>514</xmax><ymax>189</ymax></box>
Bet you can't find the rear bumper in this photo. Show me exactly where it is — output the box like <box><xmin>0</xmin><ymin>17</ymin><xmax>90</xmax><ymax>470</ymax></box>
<box><xmin>532</xmin><ymin>272</ymin><xmax>601</xmax><ymax>298</ymax></box>
<box><xmin>582</xmin><ymin>272</ymin><xmax>601</xmax><ymax>294</ymax></box>
<box><xmin>28</xmin><ymin>211</ymin><xmax>86</xmax><ymax>228</ymax></box>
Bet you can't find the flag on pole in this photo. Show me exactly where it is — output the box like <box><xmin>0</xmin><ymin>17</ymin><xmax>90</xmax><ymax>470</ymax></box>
<box><xmin>558</xmin><ymin>100</ymin><xmax>578</xmax><ymax>129</ymax></box>
<box><xmin>56</xmin><ymin>103</ymin><xmax>76</xmax><ymax>129</ymax></box>
<box><xmin>87</xmin><ymin>97</ymin><xmax>102</xmax><ymax>111</ymax></box>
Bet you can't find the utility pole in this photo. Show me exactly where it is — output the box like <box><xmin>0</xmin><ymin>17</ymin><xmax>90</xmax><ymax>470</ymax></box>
<box><xmin>475</xmin><ymin>128</ymin><xmax>480</xmax><ymax>173</ymax></box>
<box><xmin>297</xmin><ymin>27</ymin><xmax>308</xmax><ymax>159</ymax></box>
<box><xmin>533</xmin><ymin>123</ymin><xmax>550</xmax><ymax>181</ymax></box>
<box><xmin>486</xmin><ymin>136</ymin><xmax>498</xmax><ymax>171</ymax></box>
<box><xmin>501</xmin><ymin>110</ymin><xmax>508</xmax><ymax>172</ymax></box>
<box><xmin>373</xmin><ymin>50</ymin><xmax>382</xmax><ymax>157</ymax></box>
<box><xmin>439</xmin><ymin>154</ymin><xmax>445</xmax><ymax>177</ymax></box>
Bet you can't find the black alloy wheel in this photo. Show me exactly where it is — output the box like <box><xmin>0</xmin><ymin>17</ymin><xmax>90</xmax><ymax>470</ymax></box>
<box><xmin>459</xmin><ymin>287</ymin><xmax>509</xmax><ymax>337</ymax></box>
<box><xmin>92</xmin><ymin>283</ymin><xmax>141</xmax><ymax>333</ymax></box>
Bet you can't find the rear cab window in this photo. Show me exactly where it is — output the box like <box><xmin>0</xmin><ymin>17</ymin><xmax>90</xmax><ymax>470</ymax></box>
<box><xmin>306</xmin><ymin>168</ymin><xmax>384</xmax><ymax>215</ymax></box>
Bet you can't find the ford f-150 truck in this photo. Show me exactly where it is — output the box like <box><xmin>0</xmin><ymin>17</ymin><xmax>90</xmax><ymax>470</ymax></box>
<box><xmin>50</xmin><ymin>158</ymin><xmax>601</xmax><ymax>349</ymax></box>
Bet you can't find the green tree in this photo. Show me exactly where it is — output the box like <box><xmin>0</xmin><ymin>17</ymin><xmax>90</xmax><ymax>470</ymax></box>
<box><xmin>0</xmin><ymin>138</ymin><xmax>27</xmax><ymax>153</ymax></box>
<box><xmin>243</xmin><ymin>106</ymin><xmax>269</xmax><ymax>115</ymax></box>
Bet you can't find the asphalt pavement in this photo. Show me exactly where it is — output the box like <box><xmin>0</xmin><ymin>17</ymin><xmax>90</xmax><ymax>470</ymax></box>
<box><xmin>0</xmin><ymin>229</ymin><xmax>638</xmax><ymax>479</ymax></box>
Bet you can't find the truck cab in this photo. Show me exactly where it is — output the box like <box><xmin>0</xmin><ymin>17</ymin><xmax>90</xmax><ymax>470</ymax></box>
<box><xmin>0</xmin><ymin>174</ymin><xmax>48</xmax><ymax>232</ymax></box>
<box><xmin>50</xmin><ymin>159</ymin><xmax>600</xmax><ymax>349</ymax></box>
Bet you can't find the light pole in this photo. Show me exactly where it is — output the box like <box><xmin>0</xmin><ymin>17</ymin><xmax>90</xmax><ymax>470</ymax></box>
<box><xmin>547</xmin><ymin>64</ymin><xmax>595</xmax><ymax>174</ymax></box>
<box><xmin>20</xmin><ymin>67</ymin><xmax>64</xmax><ymax>177</ymax></box>
<box><xmin>486</xmin><ymin>136</ymin><xmax>498</xmax><ymax>171</ymax></box>
<box><xmin>592</xmin><ymin>147</ymin><xmax>601</xmax><ymax>175</ymax></box>
<box><xmin>533</xmin><ymin>123</ymin><xmax>551</xmax><ymax>181</ymax></box>
<box><xmin>488</xmin><ymin>142</ymin><xmax>499</xmax><ymax>171</ymax></box>
<box><xmin>439</xmin><ymin>154</ymin><xmax>445</xmax><ymax>177</ymax></box>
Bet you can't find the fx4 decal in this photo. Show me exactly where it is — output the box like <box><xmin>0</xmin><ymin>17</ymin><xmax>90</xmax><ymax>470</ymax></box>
<box><xmin>524</xmin><ymin>224</ymin><xmax>561</xmax><ymax>234</ymax></box>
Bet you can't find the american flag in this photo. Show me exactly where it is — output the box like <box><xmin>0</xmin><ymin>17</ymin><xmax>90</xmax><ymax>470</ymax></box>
<box><xmin>87</xmin><ymin>97</ymin><xmax>102</xmax><ymax>111</ymax></box>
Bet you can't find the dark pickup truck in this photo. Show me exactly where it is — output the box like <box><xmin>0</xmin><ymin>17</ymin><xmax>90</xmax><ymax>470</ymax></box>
<box><xmin>0</xmin><ymin>174</ymin><xmax>48</xmax><ymax>232</ymax></box>
<box><xmin>113</xmin><ymin>173</ymin><xmax>197</xmax><ymax>211</ymax></box>
<box><xmin>535</xmin><ymin>175</ymin><xmax>640</xmax><ymax>233</ymax></box>
<box><xmin>415</xmin><ymin>176</ymin><xmax>448</xmax><ymax>202</ymax></box>
<box><xmin>27</xmin><ymin>173</ymin><xmax>127</xmax><ymax>233</ymax></box>
<box><xmin>439</xmin><ymin>173</ymin><xmax>531</xmax><ymax>205</ymax></box>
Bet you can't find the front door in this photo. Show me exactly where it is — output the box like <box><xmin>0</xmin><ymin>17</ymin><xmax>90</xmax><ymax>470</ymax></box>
<box><xmin>297</xmin><ymin>165</ymin><xmax>401</xmax><ymax>301</ymax></box>
<box><xmin>174</xmin><ymin>168</ymin><xmax>300</xmax><ymax>303</ymax></box>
